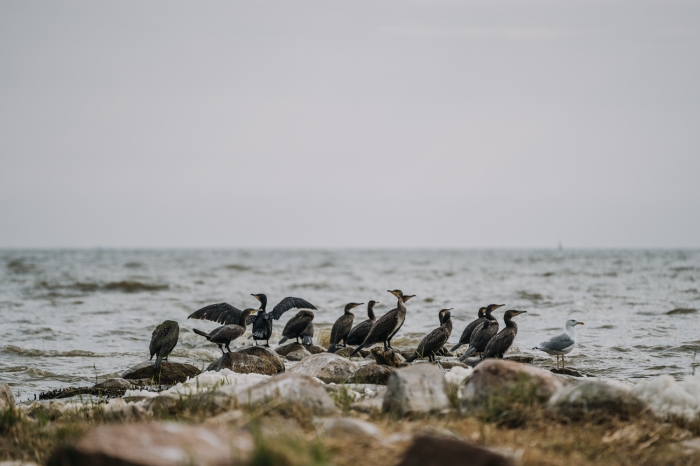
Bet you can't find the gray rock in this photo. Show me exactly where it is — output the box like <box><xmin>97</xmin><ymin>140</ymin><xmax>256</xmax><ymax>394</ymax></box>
<box><xmin>549</xmin><ymin>380</ymin><xmax>648</xmax><ymax>420</ymax></box>
<box><xmin>218</xmin><ymin>352</ymin><xmax>278</xmax><ymax>376</ymax></box>
<box><xmin>371</xmin><ymin>348</ymin><xmax>405</xmax><ymax>367</ymax></box>
<box><xmin>346</xmin><ymin>364</ymin><xmax>393</xmax><ymax>385</ymax></box>
<box><xmin>235</xmin><ymin>346</ymin><xmax>285</xmax><ymax>373</ymax></box>
<box><xmin>462</xmin><ymin>359</ymin><xmax>565</xmax><ymax>405</ymax></box>
<box><xmin>93</xmin><ymin>378</ymin><xmax>132</xmax><ymax>390</ymax></box>
<box><xmin>333</xmin><ymin>346</ymin><xmax>371</xmax><ymax>358</ymax></box>
<box><xmin>504</xmin><ymin>355</ymin><xmax>535</xmax><ymax>364</ymax></box>
<box><xmin>122</xmin><ymin>361</ymin><xmax>201</xmax><ymax>384</ymax></box>
<box><xmin>275</xmin><ymin>343</ymin><xmax>326</xmax><ymax>356</ymax></box>
<box><xmin>396</xmin><ymin>434</ymin><xmax>514</xmax><ymax>466</ymax></box>
<box><xmin>206</xmin><ymin>360</ymin><xmax>220</xmax><ymax>371</ymax></box>
<box><xmin>289</xmin><ymin>353</ymin><xmax>358</xmax><ymax>384</ymax></box>
<box><xmin>383</xmin><ymin>364</ymin><xmax>450</xmax><ymax>416</ymax></box>
<box><xmin>438</xmin><ymin>361</ymin><xmax>470</xmax><ymax>370</ymax></box>
<box><xmin>0</xmin><ymin>383</ymin><xmax>15</xmax><ymax>410</ymax></box>
<box><xmin>232</xmin><ymin>373</ymin><xmax>338</xmax><ymax>416</ymax></box>
<box><xmin>286</xmin><ymin>348</ymin><xmax>312</xmax><ymax>361</ymax></box>
<box><xmin>47</xmin><ymin>422</ymin><xmax>253</xmax><ymax>466</ymax></box>
<box><xmin>316</xmin><ymin>417</ymin><xmax>383</xmax><ymax>439</ymax></box>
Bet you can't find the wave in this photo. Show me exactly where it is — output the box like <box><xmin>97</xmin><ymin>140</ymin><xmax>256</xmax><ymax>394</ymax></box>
<box><xmin>667</xmin><ymin>308</ymin><xmax>697</xmax><ymax>315</ymax></box>
<box><xmin>37</xmin><ymin>280</ymin><xmax>169</xmax><ymax>294</ymax></box>
<box><xmin>516</xmin><ymin>290</ymin><xmax>544</xmax><ymax>301</ymax></box>
<box><xmin>222</xmin><ymin>264</ymin><xmax>251</xmax><ymax>271</ymax></box>
<box><xmin>2</xmin><ymin>345</ymin><xmax>115</xmax><ymax>358</ymax></box>
<box><xmin>6</xmin><ymin>259</ymin><xmax>39</xmax><ymax>274</ymax></box>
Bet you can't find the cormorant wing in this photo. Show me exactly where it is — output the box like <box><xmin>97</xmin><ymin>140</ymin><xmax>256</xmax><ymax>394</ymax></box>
<box><xmin>537</xmin><ymin>332</ymin><xmax>574</xmax><ymax>351</ymax></box>
<box><xmin>267</xmin><ymin>297</ymin><xmax>317</xmax><ymax>320</ymax></box>
<box><xmin>188</xmin><ymin>302</ymin><xmax>244</xmax><ymax>325</ymax></box>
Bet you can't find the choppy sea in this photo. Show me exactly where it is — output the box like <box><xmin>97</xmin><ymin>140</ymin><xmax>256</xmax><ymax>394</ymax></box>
<box><xmin>1</xmin><ymin>249</ymin><xmax>699</xmax><ymax>401</ymax></box>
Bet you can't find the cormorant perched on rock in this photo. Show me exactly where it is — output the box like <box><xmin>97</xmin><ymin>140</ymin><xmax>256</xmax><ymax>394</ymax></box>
<box><xmin>149</xmin><ymin>320</ymin><xmax>179</xmax><ymax>369</ymax></box>
<box><xmin>279</xmin><ymin>310</ymin><xmax>315</xmax><ymax>344</ymax></box>
<box><xmin>450</xmin><ymin>307</ymin><xmax>486</xmax><ymax>352</ymax></box>
<box><xmin>193</xmin><ymin>308</ymin><xmax>255</xmax><ymax>354</ymax></box>
<box><xmin>328</xmin><ymin>302</ymin><xmax>363</xmax><ymax>353</ymax></box>
<box><xmin>480</xmin><ymin>310</ymin><xmax>527</xmax><ymax>360</ymax></box>
<box><xmin>533</xmin><ymin>319</ymin><xmax>583</xmax><ymax>368</ymax></box>
<box><xmin>458</xmin><ymin>304</ymin><xmax>503</xmax><ymax>360</ymax></box>
<box><xmin>406</xmin><ymin>309</ymin><xmax>453</xmax><ymax>362</ymax></box>
<box><xmin>349</xmin><ymin>290</ymin><xmax>415</xmax><ymax>356</ymax></box>
<box><xmin>346</xmin><ymin>301</ymin><xmax>378</xmax><ymax>345</ymax></box>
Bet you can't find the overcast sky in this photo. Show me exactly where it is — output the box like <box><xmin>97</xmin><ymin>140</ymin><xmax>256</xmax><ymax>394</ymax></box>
<box><xmin>1</xmin><ymin>1</ymin><xmax>699</xmax><ymax>248</ymax></box>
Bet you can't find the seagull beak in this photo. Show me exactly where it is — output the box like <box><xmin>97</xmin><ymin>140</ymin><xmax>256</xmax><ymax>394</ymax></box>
<box><xmin>577</xmin><ymin>321</ymin><xmax>584</xmax><ymax>325</ymax></box>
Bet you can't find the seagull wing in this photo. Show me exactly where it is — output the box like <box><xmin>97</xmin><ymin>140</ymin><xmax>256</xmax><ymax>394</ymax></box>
<box><xmin>537</xmin><ymin>332</ymin><xmax>575</xmax><ymax>351</ymax></box>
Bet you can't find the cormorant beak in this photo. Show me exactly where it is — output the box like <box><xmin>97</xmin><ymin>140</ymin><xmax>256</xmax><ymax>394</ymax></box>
<box><xmin>516</xmin><ymin>310</ymin><xmax>527</xmax><ymax>316</ymax></box>
<box><xmin>251</xmin><ymin>294</ymin><xmax>259</xmax><ymax>301</ymax></box>
<box><xmin>496</xmin><ymin>304</ymin><xmax>505</xmax><ymax>309</ymax></box>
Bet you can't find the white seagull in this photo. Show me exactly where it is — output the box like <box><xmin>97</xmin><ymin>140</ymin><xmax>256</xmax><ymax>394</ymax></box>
<box><xmin>533</xmin><ymin>319</ymin><xmax>584</xmax><ymax>368</ymax></box>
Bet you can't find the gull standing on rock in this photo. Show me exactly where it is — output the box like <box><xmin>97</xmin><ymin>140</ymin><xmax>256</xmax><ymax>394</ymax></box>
<box><xmin>533</xmin><ymin>319</ymin><xmax>584</xmax><ymax>368</ymax></box>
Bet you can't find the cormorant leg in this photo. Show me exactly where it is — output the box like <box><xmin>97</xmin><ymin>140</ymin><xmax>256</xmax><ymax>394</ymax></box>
<box><xmin>266</xmin><ymin>340</ymin><xmax>270</xmax><ymax>347</ymax></box>
<box><xmin>219</xmin><ymin>345</ymin><xmax>225</xmax><ymax>355</ymax></box>
<box><xmin>226</xmin><ymin>343</ymin><xmax>232</xmax><ymax>353</ymax></box>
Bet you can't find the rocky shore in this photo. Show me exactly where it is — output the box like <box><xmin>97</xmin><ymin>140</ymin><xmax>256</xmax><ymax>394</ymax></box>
<box><xmin>2</xmin><ymin>344</ymin><xmax>700</xmax><ymax>465</ymax></box>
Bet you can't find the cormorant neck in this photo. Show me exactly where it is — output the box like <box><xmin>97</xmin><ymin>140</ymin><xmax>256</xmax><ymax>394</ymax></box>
<box><xmin>443</xmin><ymin>318</ymin><xmax>452</xmax><ymax>333</ymax></box>
<box><xmin>368</xmin><ymin>303</ymin><xmax>376</xmax><ymax>320</ymax></box>
<box><xmin>504</xmin><ymin>315</ymin><xmax>517</xmax><ymax>328</ymax></box>
<box><xmin>259</xmin><ymin>295</ymin><xmax>267</xmax><ymax>311</ymax></box>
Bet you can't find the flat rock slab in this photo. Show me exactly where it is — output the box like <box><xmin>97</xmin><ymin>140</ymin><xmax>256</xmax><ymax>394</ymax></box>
<box><xmin>235</xmin><ymin>346</ymin><xmax>285</xmax><ymax>373</ymax></box>
<box><xmin>47</xmin><ymin>422</ymin><xmax>253</xmax><ymax>466</ymax></box>
<box><xmin>550</xmin><ymin>380</ymin><xmax>648</xmax><ymax>420</ymax></box>
<box><xmin>315</xmin><ymin>417</ymin><xmax>383</xmax><ymax>439</ymax></box>
<box><xmin>371</xmin><ymin>348</ymin><xmax>405</xmax><ymax>367</ymax></box>
<box><xmin>550</xmin><ymin>367</ymin><xmax>593</xmax><ymax>378</ymax></box>
<box><xmin>232</xmin><ymin>373</ymin><xmax>338</xmax><ymax>416</ymax></box>
<box><xmin>439</xmin><ymin>361</ymin><xmax>470</xmax><ymax>370</ymax></box>
<box><xmin>396</xmin><ymin>434</ymin><xmax>514</xmax><ymax>466</ymax></box>
<box><xmin>346</xmin><ymin>364</ymin><xmax>393</xmax><ymax>385</ymax></box>
<box><xmin>275</xmin><ymin>343</ymin><xmax>326</xmax><ymax>356</ymax></box>
<box><xmin>122</xmin><ymin>361</ymin><xmax>201</xmax><ymax>384</ymax></box>
<box><xmin>94</xmin><ymin>378</ymin><xmax>133</xmax><ymax>390</ymax></box>
<box><xmin>0</xmin><ymin>383</ymin><xmax>15</xmax><ymax>410</ymax></box>
<box><xmin>383</xmin><ymin>364</ymin><xmax>450</xmax><ymax>416</ymax></box>
<box><xmin>289</xmin><ymin>353</ymin><xmax>358</xmax><ymax>383</ymax></box>
<box><xmin>462</xmin><ymin>359</ymin><xmax>564</xmax><ymax>405</ymax></box>
<box><xmin>504</xmin><ymin>355</ymin><xmax>535</xmax><ymax>364</ymax></box>
<box><xmin>218</xmin><ymin>352</ymin><xmax>278</xmax><ymax>376</ymax></box>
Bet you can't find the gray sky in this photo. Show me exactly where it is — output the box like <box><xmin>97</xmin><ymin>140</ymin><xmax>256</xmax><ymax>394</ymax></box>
<box><xmin>1</xmin><ymin>1</ymin><xmax>699</xmax><ymax>248</ymax></box>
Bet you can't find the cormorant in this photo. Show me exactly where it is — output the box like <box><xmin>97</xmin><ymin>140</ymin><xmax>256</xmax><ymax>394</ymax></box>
<box><xmin>301</xmin><ymin>322</ymin><xmax>314</xmax><ymax>345</ymax></box>
<box><xmin>349</xmin><ymin>290</ymin><xmax>415</xmax><ymax>356</ymax></box>
<box><xmin>187</xmin><ymin>293</ymin><xmax>316</xmax><ymax>347</ymax></box>
<box><xmin>346</xmin><ymin>300</ymin><xmax>378</xmax><ymax>345</ymax></box>
<box><xmin>406</xmin><ymin>308</ymin><xmax>453</xmax><ymax>362</ymax></box>
<box><xmin>450</xmin><ymin>307</ymin><xmax>486</xmax><ymax>352</ymax></box>
<box><xmin>328</xmin><ymin>302</ymin><xmax>363</xmax><ymax>353</ymax></box>
<box><xmin>149</xmin><ymin>320</ymin><xmax>179</xmax><ymax>369</ymax></box>
<box><xmin>193</xmin><ymin>308</ymin><xmax>255</xmax><ymax>354</ymax></box>
<box><xmin>533</xmin><ymin>319</ymin><xmax>584</xmax><ymax>368</ymax></box>
<box><xmin>279</xmin><ymin>310</ymin><xmax>315</xmax><ymax>344</ymax></box>
<box><xmin>458</xmin><ymin>304</ymin><xmax>504</xmax><ymax>360</ymax></box>
<box><xmin>480</xmin><ymin>309</ymin><xmax>527</xmax><ymax>360</ymax></box>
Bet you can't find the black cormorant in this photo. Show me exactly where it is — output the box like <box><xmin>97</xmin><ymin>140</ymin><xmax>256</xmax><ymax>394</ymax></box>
<box><xmin>149</xmin><ymin>320</ymin><xmax>179</xmax><ymax>369</ymax></box>
<box><xmin>193</xmin><ymin>308</ymin><xmax>255</xmax><ymax>354</ymax></box>
<box><xmin>328</xmin><ymin>302</ymin><xmax>363</xmax><ymax>353</ymax></box>
<box><xmin>279</xmin><ymin>310</ymin><xmax>315</xmax><ymax>344</ymax></box>
<box><xmin>458</xmin><ymin>304</ymin><xmax>504</xmax><ymax>360</ymax></box>
<box><xmin>450</xmin><ymin>307</ymin><xmax>486</xmax><ymax>352</ymax></box>
<box><xmin>349</xmin><ymin>290</ymin><xmax>415</xmax><ymax>356</ymax></box>
<box><xmin>406</xmin><ymin>308</ymin><xmax>453</xmax><ymax>362</ymax></box>
<box><xmin>301</xmin><ymin>322</ymin><xmax>314</xmax><ymax>345</ymax></box>
<box><xmin>346</xmin><ymin>300</ymin><xmax>378</xmax><ymax>345</ymax></box>
<box><xmin>480</xmin><ymin>309</ymin><xmax>527</xmax><ymax>360</ymax></box>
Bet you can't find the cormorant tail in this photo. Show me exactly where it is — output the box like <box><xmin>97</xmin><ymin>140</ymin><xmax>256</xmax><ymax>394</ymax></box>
<box><xmin>461</xmin><ymin>347</ymin><xmax>477</xmax><ymax>359</ymax></box>
<box><xmin>327</xmin><ymin>343</ymin><xmax>337</xmax><ymax>353</ymax></box>
<box><xmin>405</xmin><ymin>353</ymin><xmax>418</xmax><ymax>363</ymax></box>
<box><xmin>193</xmin><ymin>328</ymin><xmax>210</xmax><ymax>338</ymax></box>
<box><xmin>302</xmin><ymin>335</ymin><xmax>313</xmax><ymax>345</ymax></box>
<box><xmin>279</xmin><ymin>336</ymin><xmax>289</xmax><ymax>345</ymax></box>
<box><xmin>153</xmin><ymin>355</ymin><xmax>162</xmax><ymax>370</ymax></box>
<box><xmin>349</xmin><ymin>343</ymin><xmax>366</xmax><ymax>357</ymax></box>
<box><xmin>450</xmin><ymin>343</ymin><xmax>462</xmax><ymax>352</ymax></box>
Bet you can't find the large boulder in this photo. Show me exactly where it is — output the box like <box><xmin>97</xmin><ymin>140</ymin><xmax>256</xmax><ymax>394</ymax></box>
<box><xmin>462</xmin><ymin>359</ymin><xmax>565</xmax><ymax>405</ymax></box>
<box><xmin>396</xmin><ymin>435</ymin><xmax>514</xmax><ymax>466</ymax></box>
<box><xmin>93</xmin><ymin>378</ymin><xmax>132</xmax><ymax>390</ymax></box>
<box><xmin>235</xmin><ymin>346</ymin><xmax>285</xmax><ymax>373</ymax></box>
<box><xmin>288</xmin><ymin>353</ymin><xmax>358</xmax><ymax>384</ymax></box>
<box><xmin>371</xmin><ymin>348</ymin><xmax>405</xmax><ymax>367</ymax></box>
<box><xmin>47</xmin><ymin>422</ymin><xmax>253</xmax><ymax>466</ymax></box>
<box><xmin>383</xmin><ymin>364</ymin><xmax>450</xmax><ymax>416</ymax></box>
<box><xmin>218</xmin><ymin>352</ymin><xmax>278</xmax><ymax>376</ymax></box>
<box><xmin>122</xmin><ymin>361</ymin><xmax>201</xmax><ymax>384</ymax></box>
<box><xmin>0</xmin><ymin>383</ymin><xmax>15</xmax><ymax>410</ymax></box>
<box><xmin>275</xmin><ymin>343</ymin><xmax>326</xmax><ymax>356</ymax></box>
<box><xmin>551</xmin><ymin>380</ymin><xmax>648</xmax><ymax>420</ymax></box>
<box><xmin>346</xmin><ymin>364</ymin><xmax>393</xmax><ymax>385</ymax></box>
<box><xmin>286</xmin><ymin>348</ymin><xmax>312</xmax><ymax>361</ymax></box>
<box><xmin>229</xmin><ymin>373</ymin><xmax>338</xmax><ymax>416</ymax></box>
